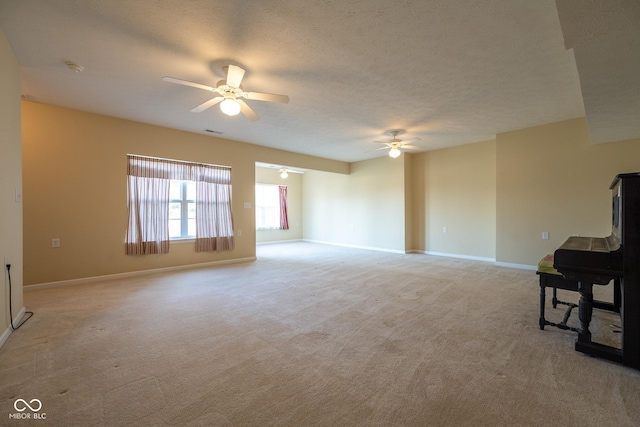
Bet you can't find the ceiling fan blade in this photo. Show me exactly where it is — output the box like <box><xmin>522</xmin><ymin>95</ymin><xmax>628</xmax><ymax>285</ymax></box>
<box><xmin>162</xmin><ymin>76</ymin><xmax>215</xmax><ymax>92</ymax></box>
<box><xmin>246</xmin><ymin>92</ymin><xmax>290</xmax><ymax>103</ymax></box>
<box><xmin>365</xmin><ymin>146</ymin><xmax>390</xmax><ymax>153</ymax></box>
<box><xmin>226</xmin><ymin>65</ymin><xmax>245</xmax><ymax>88</ymax></box>
<box><xmin>402</xmin><ymin>145</ymin><xmax>422</xmax><ymax>150</ymax></box>
<box><xmin>191</xmin><ymin>97</ymin><xmax>223</xmax><ymax>113</ymax></box>
<box><xmin>237</xmin><ymin>99</ymin><xmax>259</xmax><ymax>121</ymax></box>
<box><xmin>277</xmin><ymin>168</ymin><xmax>305</xmax><ymax>174</ymax></box>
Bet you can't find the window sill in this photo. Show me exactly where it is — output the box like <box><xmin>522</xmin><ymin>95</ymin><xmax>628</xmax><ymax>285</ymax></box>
<box><xmin>170</xmin><ymin>238</ymin><xmax>196</xmax><ymax>244</ymax></box>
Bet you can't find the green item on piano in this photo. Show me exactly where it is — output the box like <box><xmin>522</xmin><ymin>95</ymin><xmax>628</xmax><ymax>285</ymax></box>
<box><xmin>538</xmin><ymin>254</ymin><xmax>561</xmax><ymax>275</ymax></box>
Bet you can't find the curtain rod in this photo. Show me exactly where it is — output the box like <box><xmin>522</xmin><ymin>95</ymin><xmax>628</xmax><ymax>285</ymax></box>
<box><xmin>127</xmin><ymin>153</ymin><xmax>231</xmax><ymax>169</ymax></box>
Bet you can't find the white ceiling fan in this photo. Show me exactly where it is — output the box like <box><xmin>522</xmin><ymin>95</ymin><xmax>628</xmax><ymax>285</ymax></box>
<box><xmin>162</xmin><ymin>65</ymin><xmax>289</xmax><ymax>121</ymax></box>
<box><xmin>371</xmin><ymin>130</ymin><xmax>422</xmax><ymax>158</ymax></box>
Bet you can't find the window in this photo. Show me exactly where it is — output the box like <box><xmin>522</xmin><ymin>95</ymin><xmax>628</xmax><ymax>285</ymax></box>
<box><xmin>169</xmin><ymin>180</ymin><xmax>196</xmax><ymax>239</ymax></box>
<box><xmin>126</xmin><ymin>155</ymin><xmax>234</xmax><ymax>254</ymax></box>
<box><xmin>256</xmin><ymin>184</ymin><xmax>289</xmax><ymax>230</ymax></box>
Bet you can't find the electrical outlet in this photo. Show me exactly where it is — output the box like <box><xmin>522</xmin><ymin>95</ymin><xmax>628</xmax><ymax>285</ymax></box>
<box><xmin>542</xmin><ymin>232</ymin><xmax>549</xmax><ymax>240</ymax></box>
<box><xmin>4</xmin><ymin>256</ymin><xmax>9</xmax><ymax>266</ymax></box>
<box><xmin>52</xmin><ymin>238</ymin><xmax>61</xmax><ymax>248</ymax></box>
<box><xmin>237</xmin><ymin>229</ymin><xmax>242</xmax><ymax>236</ymax></box>
<box><xmin>443</xmin><ymin>227</ymin><xmax>448</xmax><ymax>233</ymax></box>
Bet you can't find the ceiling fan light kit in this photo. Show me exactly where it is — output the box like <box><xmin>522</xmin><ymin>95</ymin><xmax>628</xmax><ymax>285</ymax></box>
<box><xmin>371</xmin><ymin>129</ymin><xmax>422</xmax><ymax>159</ymax></box>
<box><xmin>220</xmin><ymin>98</ymin><xmax>241</xmax><ymax>116</ymax></box>
<box><xmin>163</xmin><ymin>64</ymin><xmax>289</xmax><ymax>121</ymax></box>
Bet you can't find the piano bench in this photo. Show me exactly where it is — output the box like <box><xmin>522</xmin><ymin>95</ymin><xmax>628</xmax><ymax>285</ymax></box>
<box><xmin>537</xmin><ymin>254</ymin><xmax>580</xmax><ymax>332</ymax></box>
<box><xmin>537</xmin><ymin>254</ymin><xmax>621</xmax><ymax>332</ymax></box>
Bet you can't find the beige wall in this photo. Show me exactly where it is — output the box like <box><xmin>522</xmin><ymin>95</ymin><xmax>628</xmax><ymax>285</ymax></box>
<box><xmin>410</xmin><ymin>120</ymin><xmax>640</xmax><ymax>267</ymax></box>
<box><xmin>19</xmin><ymin>93</ymin><xmax>640</xmax><ymax>287</ymax></box>
<box><xmin>303</xmin><ymin>155</ymin><xmax>406</xmax><ymax>252</ymax></box>
<box><xmin>411</xmin><ymin>140</ymin><xmax>497</xmax><ymax>260</ymax></box>
<box><xmin>255</xmin><ymin>166</ymin><xmax>303</xmax><ymax>243</ymax></box>
<box><xmin>21</xmin><ymin>101</ymin><xmax>348</xmax><ymax>285</ymax></box>
<box><xmin>403</xmin><ymin>154</ymin><xmax>413</xmax><ymax>252</ymax></box>
<box><xmin>496</xmin><ymin>118</ymin><xmax>640</xmax><ymax>266</ymax></box>
<box><xmin>1</xmin><ymin>28</ymin><xmax>23</xmax><ymax>337</ymax></box>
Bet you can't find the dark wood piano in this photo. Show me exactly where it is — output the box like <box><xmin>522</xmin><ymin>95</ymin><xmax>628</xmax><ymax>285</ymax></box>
<box><xmin>553</xmin><ymin>172</ymin><xmax>640</xmax><ymax>369</ymax></box>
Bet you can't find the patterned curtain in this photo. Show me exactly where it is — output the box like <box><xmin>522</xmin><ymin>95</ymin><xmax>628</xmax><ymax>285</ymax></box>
<box><xmin>126</xmin><ymin>155</ymin><xmax>234</xmax><ymax>254</ymax></box>
<box><xmin>195</xmin><ymin>166</ymin><xmax>235</xmax><ymax>251</ymax></box>
<box><xmin>279</xmin><ymin>185</ymin><xmax>289</xmax><ymax>230</ymax></box>
<box><xmin>126</xmin><ymin>173</ymin><xmax>170</xmax><ymax>254</ymax></box>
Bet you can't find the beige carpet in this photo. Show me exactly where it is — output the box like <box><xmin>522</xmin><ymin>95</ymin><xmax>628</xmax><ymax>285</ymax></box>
<box><xmin>1</xmin><ymin>242</ymin><xmax>639</xmax><ymax>426</ymax></box>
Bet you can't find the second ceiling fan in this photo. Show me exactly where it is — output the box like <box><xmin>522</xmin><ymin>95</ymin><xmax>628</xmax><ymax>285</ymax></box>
<box><xmin>163</xmin><ymin>64</ymin><xmax>289</xmax><ymax>121</ymax></box>
<box><xmin>372</xmin><ymin>130</ymin><xmax>422</xmax><ymax>158</ymax></box>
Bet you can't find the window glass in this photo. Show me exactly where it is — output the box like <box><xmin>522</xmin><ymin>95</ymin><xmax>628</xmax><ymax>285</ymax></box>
<box><xmin>186</xmin><ymin>182</ymin><xmax>196</xmax><ymax>200</ymax></box>
<box><xmin>169</xmin><ymin>180</ymin><xmax>181</xmax><ymax>200</ymax></box>
<box><xmin>256</xmin><ymin>184</ymin><xmax>281</xmax><ymax>230</ymax></box>
<box><xmin>170</xmin><ymin>180</ymin><xmax>196</xmax><ymax>239</ymax></box>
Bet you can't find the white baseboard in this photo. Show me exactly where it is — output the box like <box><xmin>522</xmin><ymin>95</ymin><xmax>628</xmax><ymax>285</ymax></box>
<box><xmin>303</xmin><ymin>239</ymin><xmax>406</xmax><ymax>254</ymax></box>
<box><xmin>0</xmin><ymin>307</ymin><xmax>26</xmax><ymax>349</ymax></box>
<box><xmin>257</xmin><ymin>239</ymin><xmax>303</xmax><ymax>245</ymax></box>
<box><xmin>300</xmin><ymin>241</ymin><xmax>498</xmax><ymax>260</ymax></box>
<box><xmin>24</xmin><ymin>257</ymin><xmax>257</xmax><ymax>291</ymax></box>
<box><xmin>495</xmin><ymin>262</ymin><xmax>537</xmax><ymax>271</ymax></box>
<box><xmin>421</xmin><ymin>251</ymin><xmax>496</xmax><ymax>263</ymax></box>
<box><xmin>415</xmin><ymin>250</ymin><xmax>536</xmax><ymax>270</ymax></box>
<box><xmin>0</xmin><ymin>326</ymin><xmax>11</xmax><ymax>349</ymax></box>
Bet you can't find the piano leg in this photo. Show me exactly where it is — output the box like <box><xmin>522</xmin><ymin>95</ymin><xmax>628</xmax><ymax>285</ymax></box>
<box><xmin>539</xmin><ymin>281</ymin><xmax>546</xmax><ymax>330</ymax></box>
<box><xmin>577</xmin><ymin>281</ymin><xmax>593</xmax><ymax>343</ymax></box>
<box><xmin>614</xmin><ymin>278</ymin><xmax>621</xmax><ymax>313</ymax></box>
<box><xmin>574</xmin><ymin>280</ymin><xmax>624</xmax><ymax>363</ymax></box>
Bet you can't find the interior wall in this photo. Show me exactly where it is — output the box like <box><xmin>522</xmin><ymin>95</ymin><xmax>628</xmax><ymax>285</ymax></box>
<box><xmin>255</xmin><ymin>166</ymin><xmax>303</xmax><ymax>243</ymax></box>
<box><xmin>303</xmin><ymin>155</ymin><xmax>406</xmax><ymax>252</ymax></box>
<box><xmin>403</xmin><ymin>153</ymin><xmax>413</xmax><ymax>252</ymax></box>
<box><xmin>496</xmin><ymin>117</ymin><xmax>640</xmax><ymax>267</ymax></box>
<box><xmin>20</xmin><ymin>97</ymin><xmax>640</xmax><ymax>286</ymax></box>
<box><xmin>411</xmin><ymin>139</ymin><xmax>497</xmax><ymax>260</ymax></box>
<box><xmin>0</xmin><ymin>28</ymin><xmax>23</xmax><ymax>337</ymax></box>
<box><xmin>21</xmin><ymin>101</ymin><xmax>348</xmax><ymax>285</ymax></box>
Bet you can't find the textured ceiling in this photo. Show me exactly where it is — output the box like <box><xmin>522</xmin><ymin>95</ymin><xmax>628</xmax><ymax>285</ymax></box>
<box><xmin>556</xmin><ymin>0</ymin><xmax>640</xmax><ymax>145</ymax></box>
<box><xmin>0</xmin><ymin>1</ymin><xmax>637</xmax><ymax>163</ymax></box>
